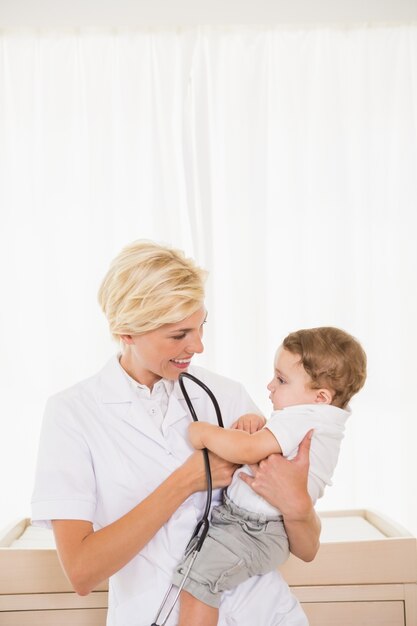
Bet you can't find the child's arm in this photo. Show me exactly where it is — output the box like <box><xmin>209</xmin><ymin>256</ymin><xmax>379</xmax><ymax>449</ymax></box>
<box><xmin>188</xmin><ymin>421</ymin><xmax>282</xmax><ymax>465</ymax></box>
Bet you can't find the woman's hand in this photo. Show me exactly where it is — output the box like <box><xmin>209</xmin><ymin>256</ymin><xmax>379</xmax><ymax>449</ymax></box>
<box><xmin>239</xmin><ymin>430</ymin><xmax>312</xmax><ymax>518</ymax></box>
<box><xmin>231</xmin><ymin>412</ymin><xmax>266</xmax><ymax>433</ymax></box>
<box><xmin>182</xmin><ymin>449</ymin><xmax>239</xmax><ymax>492</ymax></box>
<box><xmin>239</xmin><ymin>430</ymin><xmax>321</xmax><ymax>561</ymax></box>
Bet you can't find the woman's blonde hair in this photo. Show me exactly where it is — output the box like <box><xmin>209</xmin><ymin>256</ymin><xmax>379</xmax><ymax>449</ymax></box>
<box><xmin>98</xmin><ymin>240</ymin><xmax>207</xmax><ymax>339</ymax></box>
<box><xmin>283</xmin><ymin>327</ymin><xmax>367</xmax><ymax>408</ymax></box>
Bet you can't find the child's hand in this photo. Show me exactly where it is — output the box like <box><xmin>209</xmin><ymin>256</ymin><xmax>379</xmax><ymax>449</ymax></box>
<box><xmin>231</xmin><ymin>413</ymin><xmax>266</xmax><ymax>434</ymax></box>
<box><xmin>188</xmin><ymin>422</ymin><xmax>207</xmax><ymax>449</ymax></box>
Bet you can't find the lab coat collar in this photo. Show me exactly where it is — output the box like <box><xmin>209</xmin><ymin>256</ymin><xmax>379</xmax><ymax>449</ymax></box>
<box><xmin>96</xmin><ymin>355</ymin><xmax>198</xmax><ymax>446</ymax></box>
<box><xmin>97</xmin><ymin>355</ymin><xmax>137</xmax><ymax>404</ymax></box>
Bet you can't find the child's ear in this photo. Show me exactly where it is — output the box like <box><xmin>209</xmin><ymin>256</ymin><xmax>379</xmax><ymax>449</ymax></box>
<box><xmin>315</xmin><ymin>388</ymin><xmax>333</xmax><ymax>405</ymax></box>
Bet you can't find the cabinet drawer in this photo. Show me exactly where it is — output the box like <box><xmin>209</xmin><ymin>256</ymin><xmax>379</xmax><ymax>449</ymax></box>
<box><xmin>0</xmin><ymin>609</ymin><xmax>107</xmax><ymax>626</ymax></box>
<box><xmin>302</xmin><ymin>600</ymin><xmax>405</xmax><ymax>626</ymax></box>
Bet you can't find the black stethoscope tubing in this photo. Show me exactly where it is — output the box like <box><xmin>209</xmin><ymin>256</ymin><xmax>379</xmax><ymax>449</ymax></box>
<box><xmin>151</xmin><ymin>371</ymin><xmax>224</xmax><ymax>626</ymax></box>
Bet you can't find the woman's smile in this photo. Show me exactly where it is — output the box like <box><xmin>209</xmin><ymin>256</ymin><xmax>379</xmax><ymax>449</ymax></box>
<box><xmin>120</xmin><ymin>306</ymin><xmax>206</xmax><ymax>388</ymax></box>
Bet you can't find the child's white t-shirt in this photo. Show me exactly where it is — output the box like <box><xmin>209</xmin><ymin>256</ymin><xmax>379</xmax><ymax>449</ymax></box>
<box><xmin>227</xmin><ymin>404</ymin><xmax>351</xmax><ymax>517</ymax></box>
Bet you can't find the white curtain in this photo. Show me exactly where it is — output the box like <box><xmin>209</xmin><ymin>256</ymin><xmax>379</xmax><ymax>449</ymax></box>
<box><xmin>1</xmin><ymin>25</ymin><xmax>417</xmax><ymax>535</ymax></box>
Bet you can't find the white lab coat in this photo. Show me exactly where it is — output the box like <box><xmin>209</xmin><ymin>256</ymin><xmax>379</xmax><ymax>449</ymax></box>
<box><xmin>31</xmin><ymin>356</ymin><xmax>308</xmax><ymax>626</ymax></box>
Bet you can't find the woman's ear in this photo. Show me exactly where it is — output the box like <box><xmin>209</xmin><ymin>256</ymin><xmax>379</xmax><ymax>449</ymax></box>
<box><xmin>120</xmin><ymin>334</ymin><xmax>134</xmax><ymax>345</ymax></box>
<box><xmin>314</xmin><ymin>388</ymin><xmax>333</xmax><ymax>405</ymax></box>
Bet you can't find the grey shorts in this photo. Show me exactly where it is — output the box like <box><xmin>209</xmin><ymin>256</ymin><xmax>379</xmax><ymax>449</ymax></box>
<box><xmin>172</xmin><ymin>494</ymin><xmax>289</xmax><ymax>608</ymax></box>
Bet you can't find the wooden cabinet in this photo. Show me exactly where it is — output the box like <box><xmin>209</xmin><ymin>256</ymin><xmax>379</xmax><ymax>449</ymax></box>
<box><xmin>0</xmin><ymin>519</ymin><xmax>107</xmax><ymax>625</ymax></box>
<box><xmin>1</xmin><ymin>510</ymin><xmax>416</xmax><ymax>625</ymax></box>
<box><xmin>280</xmin><ymin>509</ymin><xmax>417</xmax><ymax>626</ymax></box>
<box><xmin>0</xmin><ymin>608</ymin><xmax>107</xmax><ymax>626</ymax></box>
<box><xmin>302</xmin><ymin>600</ymin><xmax>405</xmax><ymax>626</ymax></box>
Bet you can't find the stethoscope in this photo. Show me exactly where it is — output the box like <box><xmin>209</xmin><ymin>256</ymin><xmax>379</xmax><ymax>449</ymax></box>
<box><xmin>151</xmin><ymin>371</ymin><xmax>224</xmax><ymax>626</ymax></box>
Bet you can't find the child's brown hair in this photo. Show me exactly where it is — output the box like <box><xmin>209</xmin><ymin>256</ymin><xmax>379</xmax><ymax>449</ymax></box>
<box><xmin>282</xmin><ymin>327</ymin><xmax>367</xmax><ymax>408</ymax></box>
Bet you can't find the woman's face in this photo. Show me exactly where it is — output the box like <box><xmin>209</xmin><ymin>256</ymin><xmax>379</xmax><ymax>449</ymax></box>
<box><xmin>120</xmin><ymin>306</ymin><xmax>207</xmax><ymax>388</ymax></box>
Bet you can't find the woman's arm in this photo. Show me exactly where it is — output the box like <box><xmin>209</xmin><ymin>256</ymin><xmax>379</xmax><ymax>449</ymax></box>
<box><xmin>239</xmin><ymin>430</ymin><xmax>321</xmax><ymax>562</ymax></box>
<box><xmin>53</xmin><ymin>451</ymin><xmax>238</xmax><ymax>596</ymax></box>
<box><xmin>188</xmin><ymin>420</ymin><xmax>282</xmax><ymax>464</ymax></box>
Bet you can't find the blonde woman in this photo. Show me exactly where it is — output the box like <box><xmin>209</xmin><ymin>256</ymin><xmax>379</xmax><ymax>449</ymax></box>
<box><xmin>31</xmin><ymin>240</ymin><xmax>320</xmax><ymax>626</ymax></box>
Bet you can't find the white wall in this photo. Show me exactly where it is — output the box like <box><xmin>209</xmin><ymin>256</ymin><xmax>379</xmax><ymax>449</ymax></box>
<box><xmin>1</xmin><ymin>0</ymin><xmax>417</xmax><ymax>28</ymax></box>
<box><xmin>1</xmin><ymin>1</ymin><xmax>417</xmax><ymax>536</ymax></box>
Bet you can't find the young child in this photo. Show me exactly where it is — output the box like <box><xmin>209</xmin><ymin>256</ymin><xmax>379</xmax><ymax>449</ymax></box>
<box><xmin>172</xmin><ymin>326</ymin><xmax>367</xmax><ymax>626</ymax></box>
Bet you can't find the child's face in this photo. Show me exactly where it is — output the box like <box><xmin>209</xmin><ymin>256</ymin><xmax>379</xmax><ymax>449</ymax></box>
<box><xmin>267</xmin><ymin>347</ymin><xmax>318</xmax><ymax>410</ymax></box>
